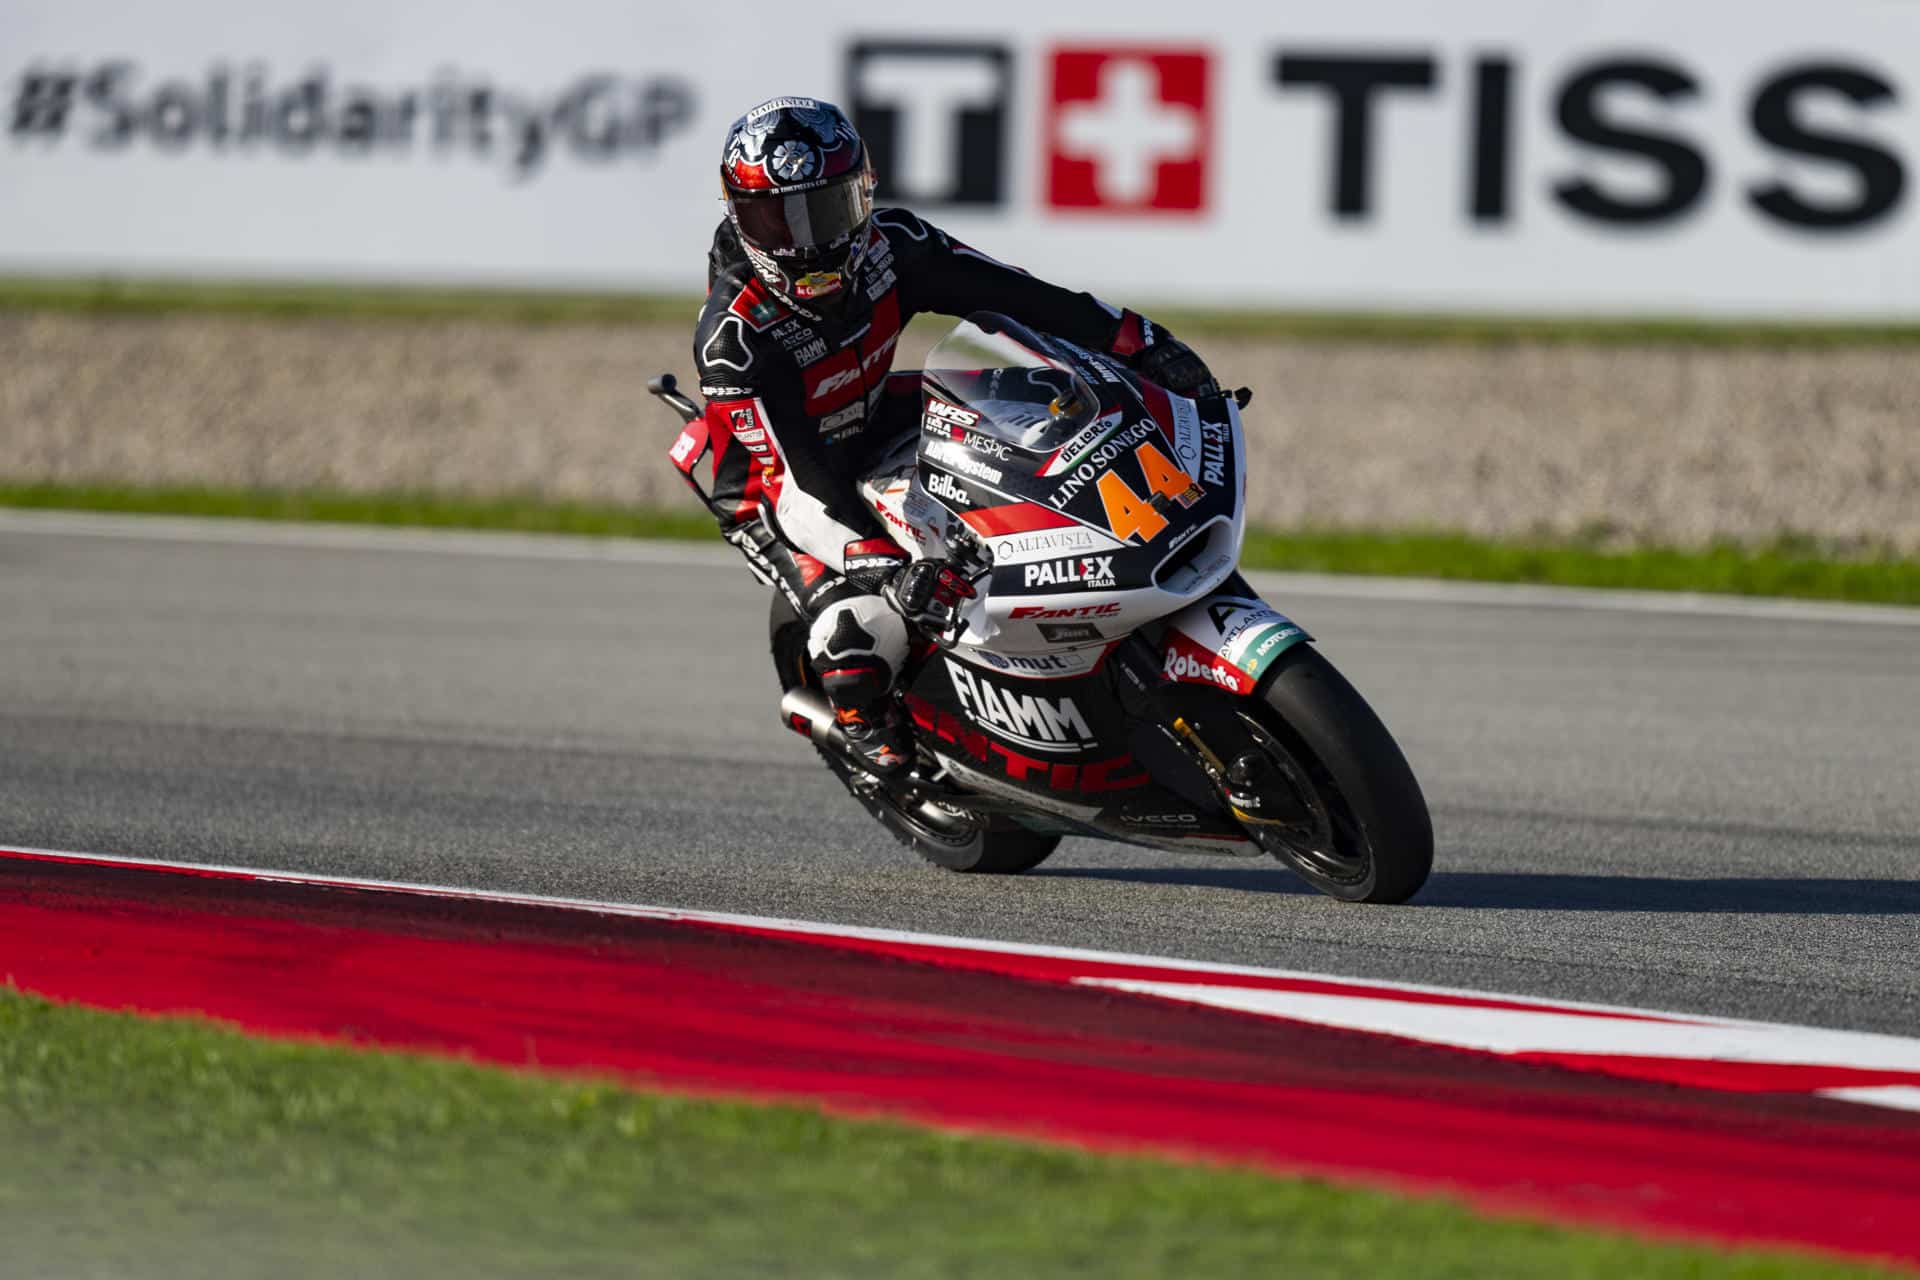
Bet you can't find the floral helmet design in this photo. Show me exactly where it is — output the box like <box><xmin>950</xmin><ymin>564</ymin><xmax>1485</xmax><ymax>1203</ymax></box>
<box><xmin>720</xmin><ymin>97</ymin><xmax>876</xmax><ymax>312</ymax></box>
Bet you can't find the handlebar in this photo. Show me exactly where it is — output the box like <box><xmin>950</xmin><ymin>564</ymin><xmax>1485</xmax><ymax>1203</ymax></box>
<box><xmin>648</xmin><ymin>372</ymin><xmax>703</xmax><ymax>426</ymax></box>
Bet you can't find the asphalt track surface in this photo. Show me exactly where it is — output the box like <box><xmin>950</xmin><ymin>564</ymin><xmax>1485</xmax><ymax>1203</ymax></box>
<box><xmin>5</xmin><ymin>511</ymin><xmax>1918</xmax><ymax>1035</ymax></box>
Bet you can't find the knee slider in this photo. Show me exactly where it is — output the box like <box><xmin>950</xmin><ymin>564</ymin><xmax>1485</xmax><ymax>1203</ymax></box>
<box><xmin>808</xmin><ymin>597</ymin><xmax>908</xmax><ymax>705</ymax></box>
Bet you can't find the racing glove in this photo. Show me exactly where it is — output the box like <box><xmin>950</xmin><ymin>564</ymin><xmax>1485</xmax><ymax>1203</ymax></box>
<box><xmin>883</xmin><ymin>559</ymin><xmax>978</xmax><ymax>633</ymax></box>
<box><xmin>1109</xmin><ymin>308</ymin><xmax>1221</xmax><ymax>399</ymax></box>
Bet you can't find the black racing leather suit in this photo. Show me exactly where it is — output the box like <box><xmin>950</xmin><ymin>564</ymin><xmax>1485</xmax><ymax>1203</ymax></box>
<box><xmin>688</xmin><ymin>208</ymin><xmax>1158</xmax><ymax>625</ymax></box>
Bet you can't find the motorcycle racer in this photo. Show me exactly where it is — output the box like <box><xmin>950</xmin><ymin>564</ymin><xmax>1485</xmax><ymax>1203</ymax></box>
<box><xmin>692</xmin><ymin>95</ymin><xmax>1218</xmax><ymax>776</ymax></box>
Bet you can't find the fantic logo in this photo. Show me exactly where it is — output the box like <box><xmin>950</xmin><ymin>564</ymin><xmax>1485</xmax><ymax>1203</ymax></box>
<box><xmin>1023</xmin><ymin>555</ymin><xmax>1116</xmax><ymax>589</ymax></box>
<box><xmin>925</xmin><ymin>471</ymin><xmax>971</xmax><ymax>506</ymax></box>
<box><xmin>1164</xmin><ymin>648</ymin><xmax>1249</xmax><ymax>692</ymax></box>
<box><xmin>946</xmin><ymin>660</ymin><xmax>1096</xmax><ymax>752</ymax></box>
<box><xmin>814</xmin><ymin>366</ymin><xmax>861</xmax><ymax>397</ymax></box>
<box><xmin>1045</xmin><ymin>48</ymin><xmax>1210</xmax><ymax>214</ymax></box>
<box><xmin>861</xmin><ymin>330</ymin><xmax>899</xmax><ymax>373</ymax></box>
<box><xmin>873</xmin><ymin>502</ymin><xmax>927</xmax><ymax>544</ymax></box>
<box><xmin>1011</xmin><ymin>602</ymin><xmax>1122</xmax><ymax>620</ymax></box>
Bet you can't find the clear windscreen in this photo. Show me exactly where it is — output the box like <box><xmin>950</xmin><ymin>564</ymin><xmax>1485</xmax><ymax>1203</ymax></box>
<box><xmin>922</xmin><ymin>315</ymin><xmax>1102</xmax><ymax>453</ymax></box>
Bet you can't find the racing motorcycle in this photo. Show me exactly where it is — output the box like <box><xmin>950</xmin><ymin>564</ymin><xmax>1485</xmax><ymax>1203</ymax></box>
<box><xmin>650</xmin><ymin>313</ymin><xmax>1432</xmax><ymax>902</ymax></box>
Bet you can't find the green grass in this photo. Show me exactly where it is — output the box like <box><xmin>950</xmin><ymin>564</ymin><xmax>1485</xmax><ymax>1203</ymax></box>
<box><xmin>0</xmin><ymin>276</ymin><xmax>702</xmax><ymax>326</ymax></box>
<box><xmin>6</xmin><ymin>482</ymin><xmax>1919</xmax><ymax>607</ymax></box>
<box><xmin>0</xmin><ymin>482</ymin><xmax>722</xmax><ymax>542</ymax></box>
<box><xmin>6</xmin><ymin>275</ymin><xmax>1920</xmax><ymax>345</ymax></box>
<box><xmin>1237</xmin><ymin>527</ymin><xmax>1920</xmax><ymax>606</ymax></box>
<box><xmin>0</xmin><ymin>989</ymin><xmax>1903</xmax><ymax>1280</ymax></box>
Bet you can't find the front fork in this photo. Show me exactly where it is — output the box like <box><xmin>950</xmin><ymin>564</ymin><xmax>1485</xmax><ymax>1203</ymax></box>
<box><xmin>1108</xmin><ymin>631</ymin><xmax>1310</xmax><ymax>829</ymax></box>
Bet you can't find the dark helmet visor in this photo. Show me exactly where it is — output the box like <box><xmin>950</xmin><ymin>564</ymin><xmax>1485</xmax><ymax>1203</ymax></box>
<box><xmin>731</xmin><ymin>174</ymin><xmax>872</xmax><ymax>254</ymax></box>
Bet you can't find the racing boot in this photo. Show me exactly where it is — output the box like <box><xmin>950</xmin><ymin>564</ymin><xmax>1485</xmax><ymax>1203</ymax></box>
<box><xmin>835</xmin><ymin>701</ymin><xmax>913</xmax><ymax>778</ymax></box>
<box><xmin>810</xmin><ymin>597</ymin><xmax>915</xmax><ymax>779</ymax></box>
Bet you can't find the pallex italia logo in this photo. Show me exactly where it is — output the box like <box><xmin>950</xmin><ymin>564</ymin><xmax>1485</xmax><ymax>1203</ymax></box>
<box><xmin>847</xmin><ymin>41</ymin><xmax>1212</xmax><ymax>217</ymax></box>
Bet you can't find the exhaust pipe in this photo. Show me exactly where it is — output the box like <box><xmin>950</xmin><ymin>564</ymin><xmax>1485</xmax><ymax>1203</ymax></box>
<box><xmin>779</xmin><ymin>688</ymin><xmax>847</xmax><ymax>751</ymax></box>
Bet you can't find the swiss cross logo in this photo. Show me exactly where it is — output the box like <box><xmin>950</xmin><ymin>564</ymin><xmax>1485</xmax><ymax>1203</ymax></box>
<box><xmin>1045</xmin><ymin>48</ymin><xmax>1210</xmax><ymax>214</ymax></box>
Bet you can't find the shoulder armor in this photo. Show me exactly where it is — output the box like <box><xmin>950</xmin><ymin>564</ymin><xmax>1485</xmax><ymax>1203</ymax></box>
<box><xmin>694</xmin><ymin>292</ymin><xmax>759</xmax><ymax>383</ymax></box>
<box><xmin>872</xmin><ymin>207</ymin><xmax>942</xmax><ymax>249</ymax></box>
<box><xmin>707</xmin><ymin>217</ymin><xmax>747</xmax><ymax>290</ymax></box>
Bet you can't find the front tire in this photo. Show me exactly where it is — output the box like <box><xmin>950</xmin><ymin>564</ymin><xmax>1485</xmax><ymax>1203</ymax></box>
<box><xmin>1234</xmin><ymin>645</ymin><xmax>1433</xmax><ymax>903</ymax></box>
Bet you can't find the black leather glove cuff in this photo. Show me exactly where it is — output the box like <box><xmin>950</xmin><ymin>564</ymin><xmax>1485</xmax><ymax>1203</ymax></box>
<box><xmin>1110</xmin><ymin>308</ymin><xmax>1219</xmax><ymax>399</ymax></box>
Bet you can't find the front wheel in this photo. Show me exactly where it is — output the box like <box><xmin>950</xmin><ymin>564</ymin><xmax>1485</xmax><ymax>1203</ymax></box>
<box><xmin>1230</xmin><ymin>645</ymin><xmax>1433</xmax><ymax>903</ymax></box>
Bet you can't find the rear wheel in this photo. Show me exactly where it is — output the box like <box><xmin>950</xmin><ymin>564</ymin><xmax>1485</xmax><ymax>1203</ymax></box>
<box><xmin>1229</xmin><ymin>645</ymin><xmax>1432</xmax><ymax>903</ymax></box>
<box><xmin>815</xmin><ymin>748</ymin><xmax>1060</xmax><ymax>873</ymax></box>
<box><xmin>771</xmin><ymin>594</ymin><xmax>1057</xmax><ymax>875</ymax></box>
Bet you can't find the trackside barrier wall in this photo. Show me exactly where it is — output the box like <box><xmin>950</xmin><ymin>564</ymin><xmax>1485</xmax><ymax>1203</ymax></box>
<box><xmin>2</xmin><ymin>0</ymin><xmax>1916</xmax><ymax>316</ymax></box>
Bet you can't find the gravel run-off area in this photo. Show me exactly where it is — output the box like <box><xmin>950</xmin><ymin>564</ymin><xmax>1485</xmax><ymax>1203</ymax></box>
<box><xmin>5</xmin><ymin>310</ymin><xmax>1917</xmax><ymax>552</ymax></box>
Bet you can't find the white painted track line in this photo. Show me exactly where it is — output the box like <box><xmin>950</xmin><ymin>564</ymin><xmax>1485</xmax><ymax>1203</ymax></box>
<box><xmin>4</xmin><ymin>507</ymin><xmax>1917</xmax><ymax>627</ymax></box>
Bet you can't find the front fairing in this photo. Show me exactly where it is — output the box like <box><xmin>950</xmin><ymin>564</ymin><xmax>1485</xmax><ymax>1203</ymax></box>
<box><xmin>914</xmin><ymin>314</ymin><xmax>1246</xmax><ymax>654</ymax></box>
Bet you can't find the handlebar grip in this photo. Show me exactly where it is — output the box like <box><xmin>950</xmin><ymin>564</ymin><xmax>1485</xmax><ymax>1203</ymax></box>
<box><xmin>648</xmin><ymin>371</ymin><xmax>704</xmax><ymax>426</ymax></box>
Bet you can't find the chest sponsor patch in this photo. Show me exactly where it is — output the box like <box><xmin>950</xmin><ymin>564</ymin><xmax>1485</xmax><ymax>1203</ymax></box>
<box><xmin>819</xmin><ymin>400</ymin><xmax>865</xmax><ymax>432</ymax></box>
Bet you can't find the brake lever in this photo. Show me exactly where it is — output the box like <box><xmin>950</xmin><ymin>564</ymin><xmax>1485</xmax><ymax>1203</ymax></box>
<box><xmin>648</xmin><ymin>371</ymin><xmax>704</xmax><ymax>425</ymax></box>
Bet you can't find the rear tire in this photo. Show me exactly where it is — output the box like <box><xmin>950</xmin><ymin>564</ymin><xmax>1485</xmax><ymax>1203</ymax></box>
<box><xmin>814</xmin><ymin>748</ymin><xmax>1060</xmax><ymax>874</ymax></box>
<box><xmin>1236</xmin><ymin>645</ymin><xmax>1433</xmax><ymax>903</ymax></box>
<box><xmin>774</xmin><ymin>593</ymin><xmax>1057</xmax><ymax>875</ymax></box>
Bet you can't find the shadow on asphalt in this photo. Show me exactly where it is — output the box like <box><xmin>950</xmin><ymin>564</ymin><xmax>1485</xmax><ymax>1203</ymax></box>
<box><xmin>1033</xmin><ymin>865</ymin><xmax>1920</xmax><ymax>914</ymax></box>
<box><xmin>1419</xmin><ymin>873</ymin><xmax>1920</xmax><ymax>914</ymax></box>
<box><xmin>1032</xmin><ymin>865</ymin><xmax>1314</xmax><ymax>895</ymax></box>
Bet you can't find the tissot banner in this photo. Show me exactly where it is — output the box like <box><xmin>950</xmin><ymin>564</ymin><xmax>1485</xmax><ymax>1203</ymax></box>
<box><xmin>2</xmin><ymin>0</ymin><xmax>1915</xmax><ymax>315</ymax></box>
